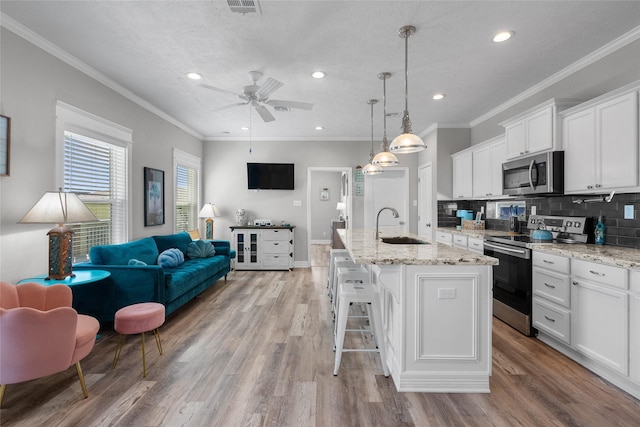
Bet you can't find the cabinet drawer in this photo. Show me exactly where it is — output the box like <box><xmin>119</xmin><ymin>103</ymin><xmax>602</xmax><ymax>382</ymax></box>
<box><xmin>572</xmin><ymin>259</ymin><xmax>628</xmax><ymax>290</ymax></box>
<box><xmin>533</xmin><ymin>267</ymin><xmax>571</xmax><ymax>308</ymax></box>
<box><xmin>262</xmin><ymin>229</ymin><xmax>291</xmax><ymax>241</ymax></box>
<box><xmin>436</xmin><ymin>231</ymin><xmax>453</xmax><ymax>245</ymax></box>
<box><xmin>533</xmin><ymin>251</ymin><xmax>570</xmax><ymax>274</ymax></box>
<box><xmin>262</xmin><ymin>254</ymin><xmax>291</xmax><ymax>266</ymax></box>
<box><xmin>452</xmin><ymin>235</ymin><xmax>468</xmax><ymax>247</ymax></box>
<box><xmin>262</xmin><ymin>240</ymin><xmax>290</xmax><ymax>254</ymax></box>
<box><xmin>533</xmin><ymin>298</ymin><xmax>571</xmax><ymax>345</ymax></box>
<box><xmin>467</xmin><ymin>237</ymin><xmax>484</xmax><ymax>253</ymax></box>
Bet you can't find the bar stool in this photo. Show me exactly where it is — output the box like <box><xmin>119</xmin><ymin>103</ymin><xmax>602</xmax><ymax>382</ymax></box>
<box><xmin>329</xmin><ymin>257</ymin><xmax>357</xmax><ymax>305</ymax></box>
<box><xmin>333</xmin><ymin>280</ymin><xmax>389</xmax><ymax>377</ymax></box>
<box><xmin>333</xmin><ymin>266</ymin><xmax>372</xmax><ymax>343</ymax></box>
<box><xmin>328</xmin><ymin>249</ymin><xmax>351</xmax><ymax>293</ymax></box>
<box><xmin>332</xmin><ymin>264</ymin><xmax>368</xmax><ymax>314</ymax></box>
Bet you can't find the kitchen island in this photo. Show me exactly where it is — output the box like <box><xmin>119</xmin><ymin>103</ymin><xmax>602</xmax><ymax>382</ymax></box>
<box><xmin>338</xmin><ymin>228</ymin><xmax>498</xmax><ymax>393</ymax></box>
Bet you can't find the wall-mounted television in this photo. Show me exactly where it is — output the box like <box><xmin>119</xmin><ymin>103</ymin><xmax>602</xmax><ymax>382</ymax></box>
<box><xmin>247</xmin><ymin>163</ymin><xmax>295</xmax><ymax>190</ymax></box>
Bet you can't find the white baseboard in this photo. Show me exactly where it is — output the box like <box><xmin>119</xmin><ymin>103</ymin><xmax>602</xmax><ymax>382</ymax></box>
<box><xmin>310</xmin><ymin>239</ymin><xmax>331</xmax><ymax>245</ymax></box>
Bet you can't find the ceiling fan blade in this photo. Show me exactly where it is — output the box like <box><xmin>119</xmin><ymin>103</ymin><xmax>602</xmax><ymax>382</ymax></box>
<box><xmin>254</xmin><ymin>105</ymin><xmax>276</xmax><ymax>122</ymax></box>
<box><xmin>214</xmin><ymin>101</ymin><xmax>249</xmax><ymax>112</ymax></box>
<box><xmin>256</xmin><ymin>77</ymin><xmax>283</xmax><ymax>98</ymax></box>
<box><xmin>267</xmin><ymin>100</ymin><xmax>313</xmax><ymax>111</ymax></box>
<box><xmin>198</xmin><ymin>83</ymin><xmax>241</xmax><ymax>98</ymax></box>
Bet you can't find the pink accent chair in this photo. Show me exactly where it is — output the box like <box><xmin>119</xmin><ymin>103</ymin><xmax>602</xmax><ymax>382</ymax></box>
<box><xmin>0</xmin><ymin>281</ymin><xmax>100</xmax><ymax>406</ymax></box>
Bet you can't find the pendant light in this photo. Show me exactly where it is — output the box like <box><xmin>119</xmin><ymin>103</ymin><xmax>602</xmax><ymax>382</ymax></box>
<box><xmin>372</xmin><ymin>72</ymin><xmax>399</xmax><ymax>167</ymax></box>
<box><xmin>390</xmin><ymin>25</ymin><xmax>426</xmax><ymax>153</ymax></box>
<box><xmin>362</xmin><ymin>99</ymin><xmax>384</xmax><ymax>175</ymax></box>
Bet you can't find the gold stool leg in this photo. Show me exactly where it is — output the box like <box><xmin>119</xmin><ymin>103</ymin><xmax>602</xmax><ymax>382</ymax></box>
<box><xmin>112</xmin><ymin>334</ymin><xmax>126</xmax><ymax>369</ymax></box>
<box><xmin>153</xmin><ymin>328</ymin><xmax>163</xmax><ymax>355</ymax></box>
<box><xmin>75</xmin><ymin>362</ymin><xmax>89</xmax><ymax>398</ymax></box>
<box><xmin>141</xmin><ymin>331</ymin><xmax>147</xmax><ymax>378</ymax></box>
<box><xmin>0</xmin><ymin>383</ymin><xmax>7</xmax><ymax>408</ymax></box>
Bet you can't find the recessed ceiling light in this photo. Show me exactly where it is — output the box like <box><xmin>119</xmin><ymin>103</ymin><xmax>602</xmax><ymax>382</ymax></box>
<box><xmin>315</xmin><ymin>126</ymin><xmax>324</xmax><ymax>131</ymax></box>
<box><xmin>186</xmin><ymin>72</ymin><xmax>203</xmax><ymax>80</ymax></box>
<box><xmin>493</xmin><ymin>31</ymin><xmax>514</xmax><ymax>43</ymax></box>
<box><xmin>311</xmin><ymin>71</ymin><xmax>326</xmax><ymax>79</ymax></box>
<box><xmin>432</xmin><ymin>93</ymin><xmax>446</xmax><ymax>100</ymax></box>
<box><xmin>241</xmin><ymin>126</ymin><xmax>249</xmax><ymax>130</ymax></box>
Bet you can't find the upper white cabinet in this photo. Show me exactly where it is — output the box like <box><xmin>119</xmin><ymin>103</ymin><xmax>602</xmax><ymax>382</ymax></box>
<box><xmin>562</xmin><ymin>83</ymin><xmax>639</xmax><ymax>194</ymax></box>
<box><xmin>452</xmin><ymin>150</ymin><xmax>472</xmax><ymax>199</ymax></box>
<box><xmin>500</xmin><ymin>99</ymin><xmax>581</xmax><ymax>160</ymax></box>
<box><xmin>472</xmin><ymin>136</ymin><xmax>505</xmax><ymax>198</ymax></box>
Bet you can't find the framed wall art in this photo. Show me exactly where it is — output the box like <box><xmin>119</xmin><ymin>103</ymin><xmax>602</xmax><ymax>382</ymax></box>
<box><xmin>0</xmin><ymin>115</ymin><xmax>10</xmax><ymax>176</ymax></box>
<box><xmin>144</xmin><ymin>167</ymin><xmax>165</xmax><ymax>226</ymax></box>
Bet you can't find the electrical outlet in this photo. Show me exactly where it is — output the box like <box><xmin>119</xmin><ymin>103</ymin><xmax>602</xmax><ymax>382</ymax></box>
<box><xmin>438</xmin><ymin>288</ymin><xmax>456</xmax><ymax>299</ymax></box>
<box><xmin>624</xmin><ymin>205</ymin><xmax>634</xmax><ymax>219</ymax></box>
<box><xmin>531</xmin><ymin>206</ymin><xmax>537</xmax><ymax>215</ymax></box>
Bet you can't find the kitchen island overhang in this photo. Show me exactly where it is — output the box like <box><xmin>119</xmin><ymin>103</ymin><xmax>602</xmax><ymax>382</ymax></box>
<box><xmin>338</xmin><ymin>229</ymin><xmax>498</xmax><ymax>393</ymax></box>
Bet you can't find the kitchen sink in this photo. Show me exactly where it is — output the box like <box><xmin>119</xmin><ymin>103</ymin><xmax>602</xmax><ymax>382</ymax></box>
<box><xmin>381</xmin><ymin>236</ymin><xmax>429</xmax><ymax>245</ymax></box>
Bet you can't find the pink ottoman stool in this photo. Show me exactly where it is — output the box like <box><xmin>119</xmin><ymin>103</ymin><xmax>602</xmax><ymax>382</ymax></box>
<box><xmin>112</xmin><ymin>302</ymin><xmax>165</xmax><ymax>377</ymax></box>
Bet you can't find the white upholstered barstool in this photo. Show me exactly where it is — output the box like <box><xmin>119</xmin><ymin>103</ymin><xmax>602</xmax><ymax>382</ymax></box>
<box><xmin>333</xmin><ymin>280</ymin><xmax>389</xmax><ymax>377</ymax></box>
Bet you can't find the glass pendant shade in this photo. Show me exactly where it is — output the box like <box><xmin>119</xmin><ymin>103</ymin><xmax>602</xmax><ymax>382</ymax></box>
<box><xmin>372</xmin><ymin>148</ymin><xmax>398</xmax><ymax>166</ymax></box>
<box><xmin>390</xmin><ymin>25</ymin><xmax>425</xmax><ymax>154</ymax></box>
<box><xmin>363</xmin><ymin>99</ymin><xmax>385</xmax><ymax>175</ymax></box>
<box><xmin>372</xmin><ymin>72</ymin><xmax>399</xmax><ymax>166</ymax></box>
<box><xmin>362</xmin><ymin>162</ymin><xmax>384</xmax><ymax>175</ymax></box>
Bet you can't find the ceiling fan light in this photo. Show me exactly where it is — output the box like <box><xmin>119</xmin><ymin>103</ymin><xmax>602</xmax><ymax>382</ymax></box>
<box><xmin>362</xmin><ymin>163</ymin><xmax>384</xmax><ymax>175</ymax></box>
<box><xmin>372</xmin><ymin>150</ymin><xmax>399</xmax><ymax>166</ymax></box>
<box><xmin>311</xmin><ymin>71</ymin><xmax>326</xmax><ymax>79</ymax></box>
<box><xmin>390</xmin><ymin>132</ymin><xmax>426</xmax><ymax>153</ymax></box>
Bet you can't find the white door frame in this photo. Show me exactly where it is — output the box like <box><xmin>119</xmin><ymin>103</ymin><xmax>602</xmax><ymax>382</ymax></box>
<box><xmin>418</xmin><ymin>162</ymin><xmax>435</xmax><ymax>240</ymax></box>
<box><xmin>307</xmin><ymin>166</ymin><xmax>352</xmax><ymax>264</ymax></box>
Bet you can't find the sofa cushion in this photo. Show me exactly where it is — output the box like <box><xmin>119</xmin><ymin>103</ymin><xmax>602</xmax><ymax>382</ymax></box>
<box><xmin>158</xmin><ymin>248</ymin><xmax>185</xmax><ymax>268</ymax></box>
<box><xmin>187</xmin><ymin>240</ymin><xmax>216</xmax><ymax>259</ymax></box>
<box><xmin>90</xmin><ymin>237</ymin><xmax>159</xmax><ymax>266</ymax></box>
<box><xmin>164</xmin><ymin>256</ymin><xmax>227</xmax><ymax>302</ymax></box>
<box><xmin>153</xmin><ymin>232</ymin><xmax>192</xmax><ymax>258</ymax></box>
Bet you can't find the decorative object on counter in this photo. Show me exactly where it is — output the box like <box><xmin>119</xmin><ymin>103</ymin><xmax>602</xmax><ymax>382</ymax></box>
<box><xmin>595</xmin><ymin>215</ymin><xmax>605</xmax><ymax>245</ymax></box>
<box><xmin>389</xmin><ymin>26</ymin><xmax>425</xmax><ymax>154</ymax></box>
<box><xmin>509</xmin><ymin>205</ymin><xmax>521</xmax><ymax>234</ymax></box>
<box><xmin>372</xmin><ymin>72</ymin><xmax>399</xmax><ymax>166</ymax></box>
<box><xmin>362</xmin><ymin>99</ymin><xmax>384</xmax><ymax>175</ymax></box>
<box><xmin>143</xmin><ymin>167</ymin><xmax>165</xmax><ymax>226</ymax></box>
<box><xmin>572</xmin><ymin>190</ymin><xmax>616</xmax><ymax>205</ymax></box>
<box><xmin>235</xmin><ymin>208</ymin><xmax>247</xmax><ymax>226</ymax></box>
<box><xmin>19</xmin><ymin>189</ymin><xmax>99</xmax><ymax>280</ymax></box>
<box><xmin>198</xmin><ymin>202</ymin><xmax>219</xmax><ymax>239</ymax></box>
<box><xmin>462</xmin><ymin>219</ymin><xmax>485</xmax><ymax>230</ymax></box>
<box><xmin>531</xmin><ymin>225</ymin><xmax>553</xmax><ymax>243</ymax></box>
<box><xmin>320</xmin><ymin>188</ymin><xmax>329</xmax><ymax>201</ymax></box>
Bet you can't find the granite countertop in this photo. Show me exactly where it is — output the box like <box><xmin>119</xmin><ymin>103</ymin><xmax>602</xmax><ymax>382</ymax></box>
<box><xmin>338</xmin><ymin>228</ymin><xmax>498</xmax><ymax>266</ymax></box>
<box><xmin>438</xmin><ymin>227</ymin><xmax>640</xmax><ymax>271</ymax></box>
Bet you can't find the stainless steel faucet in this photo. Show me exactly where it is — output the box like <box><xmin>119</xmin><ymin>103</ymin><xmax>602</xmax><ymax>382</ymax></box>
<box><xmin>376</xmin><ymin>207</ymin><xmax>399</xmax><ymax>240</ymax></box>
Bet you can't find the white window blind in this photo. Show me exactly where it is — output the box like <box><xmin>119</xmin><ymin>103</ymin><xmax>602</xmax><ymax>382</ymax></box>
<box><xmin>64</xmin><ymin>131</ymin><xmax>128</xmax><ymax>262</ymax></box>
<box><xmin>175</xmin><ymin>164</ymin><xmax>199</xmax><ymax>232</ymax></box>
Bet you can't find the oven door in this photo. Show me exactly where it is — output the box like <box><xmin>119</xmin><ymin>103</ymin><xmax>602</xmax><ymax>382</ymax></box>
<box><xmin>483</xmin><ymin>241</ymin><xmax>532</xmax><ymax>315</ymax></box>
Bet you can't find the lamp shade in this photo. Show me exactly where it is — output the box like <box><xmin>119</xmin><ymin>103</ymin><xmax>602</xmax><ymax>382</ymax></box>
<box><xmin>198</xmin><ymin>203</ymin><xmax>219</xmax><ymax>218</ymax></box>
<box><xmin>19</xmin><ymin>191</ymin><xmax>98</xmax><ymax>225</ymax></box>
<box><xmin>371</xmin><ymin>150</ymin><xmax>399</xmax><ymax>166</ymax></box>
<box><xmin>390</xmin><ymin>132</ymin><xmax>426</xmax><ymax>153</ymax></box>
<box><xmin>336</xmin><ymin>202</ymin><xmax>346</xmax><ymax>211</ymax></box>
<box><xmin>362</xmin><ymin>163</ymin><xmax>383</xmax><ymax>175</ymax></box>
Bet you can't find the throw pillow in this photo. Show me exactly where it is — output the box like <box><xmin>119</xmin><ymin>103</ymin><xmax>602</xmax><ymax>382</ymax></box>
<box><xmin>157</xmin><ymin>248</ymin><xmax>185</xmax><ymax>268</ymax></box>
<box><xmin>187</xmin><ymin>239</ymin><xmax>216</xmax><ymax>259</ymax></box>
<box><xmin>128</xmin><ymin>259</ymin><xmax>147</xmax><ymax>266</ymax></box>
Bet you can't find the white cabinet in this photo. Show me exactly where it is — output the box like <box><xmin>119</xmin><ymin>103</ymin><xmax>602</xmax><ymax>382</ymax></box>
<box><xmin>571</xmin><ymin>259</ymin><xmax>629</xmax><ymax>375</ymax></box>
<box><xmin>631</xmin><ymin>271</ymin><xmax>640</xmax><ymax>385</ymax></box>
<box><xmin>435</xmin><ymin>230</ymin><xmax>453</xmax><ymax>245</ymax></box>
<box><xmin>452</xmin><ymin>234</ymin><xmax>468</xmax><ymax>249</ymax></box>
<box><xmin>472</xmin><ymin>137</ymin><xmax>506</xmax><ymax>198</ymax></box>
<box><xmin>452</xmin><ymin>151</ymin><xmax>472</xmax><ymax>199</ymax></box>
<box><xmin>232</xmin><ymin>227</ymin><xmax>294</xmax><ymax>270</ymax></box>
<box><xmin>562</xmin><ymin>87</ymin><xmax>639</xmax><ymax>193</ymax></box>
<box><xmin>532</xmin><ymin>251</ymin><xmax>572</xmax><ymax>344</ymax></box>
<box><xmin>467</xmin><ymin>237</ymin><xmax>484</xmax><ymax>254</ymax></box>
<box><xmin>500</xmin><ymin>99</ymin><xmax>581</xmax><ymax>160</ymax></box>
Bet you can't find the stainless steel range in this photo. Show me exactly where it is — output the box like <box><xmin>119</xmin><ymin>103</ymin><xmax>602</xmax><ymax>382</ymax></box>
<box><xmin>483</xmin><ymin>215</ymin><xmax>592</xmax><ymax>336</ymax></box>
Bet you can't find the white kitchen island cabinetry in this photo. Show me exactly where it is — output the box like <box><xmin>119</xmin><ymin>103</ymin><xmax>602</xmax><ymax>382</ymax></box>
<box><xmin>338</xmin><ymin>228</ymin><xmax>497</xmax><ymax>393</ymax></box>
<box><xmin>561</xmin><ymin>83</ymin><xmax>639</xmax><ymax>194</ymax></box>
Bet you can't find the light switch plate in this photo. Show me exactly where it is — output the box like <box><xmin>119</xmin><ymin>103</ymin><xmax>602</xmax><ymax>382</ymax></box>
<box><xmin>624</xmin><ymin>205</ymin><xmax>634</xmax><ymax>219</ymax></box>
<box><xmin>531</xmin><ymin>206</ymin><xmax>537</xmax><ymax>215</ymax></box>
<box><xmin>293</xmin><ymin>200</ymin><xmax>302</xmax><ymax>207</ymax></box>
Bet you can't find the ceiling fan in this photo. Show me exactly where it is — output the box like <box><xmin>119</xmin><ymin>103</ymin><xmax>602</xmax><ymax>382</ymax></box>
<box><xmin>199</xmin><ymin>70</ymin><xmax>313</xmax><ymax>123</ymax></box>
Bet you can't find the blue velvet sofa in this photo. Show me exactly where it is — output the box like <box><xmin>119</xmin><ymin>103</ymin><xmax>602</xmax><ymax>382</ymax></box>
<box><xmin>73</xmin><ymin>232</ymin><xmax>231</xmax><ymax>322</ymax></box>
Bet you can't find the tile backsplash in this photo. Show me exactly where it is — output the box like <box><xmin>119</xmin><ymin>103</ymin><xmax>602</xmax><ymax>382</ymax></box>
<box><xmin>438</xmin><ymin>192</ymin><xmax>640</xmax><ymax>249</ymax></box>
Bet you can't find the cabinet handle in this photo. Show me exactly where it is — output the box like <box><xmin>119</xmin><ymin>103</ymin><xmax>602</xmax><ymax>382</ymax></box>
<box><xmin>589</xmin><ymin>270</ymin><xmax>605</xmax><ymax>277</ymax></box>
<box><xmin>587</xmin><ymin>185</ymin><xmax>593</xmax><ymax>189</ymax></box>
<box><xmin>544</xmin><ymin>315</ymin><xmax>556</xmax><ymax>322</ymax></box>
<box><xmin>520</xmin><ymin>151</ymin><xmax>525</xmax><ymax>155</ymax></box>
<box><xmin>595</xmin><ymin>184</ymin><xmax>602</xmax><ymax>188</ymax></box>
<box><xmin>273</xmin><ymin>243</ymin><xmax>279</xmax><ymax>245</ymax></box>
<box><xmin>572</xmin><ymin>281</ymin><xmax>578</xmax><ymax>286</ymax></box>
<box><xmin>544</xmin><ymin>283</ymin><xmax>556</xmax><ymax>289</ymax></box>
<box><xmin>543</xmin><ymin>260</ymin><xmax>554</xmax><ymax>264</ymax></box>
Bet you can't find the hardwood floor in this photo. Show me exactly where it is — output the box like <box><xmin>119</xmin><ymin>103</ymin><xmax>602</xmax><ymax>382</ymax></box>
<box><xmin>2</xmin><ymin>244</ymin><xmax>639</xmax><ymax>426</ymax></box>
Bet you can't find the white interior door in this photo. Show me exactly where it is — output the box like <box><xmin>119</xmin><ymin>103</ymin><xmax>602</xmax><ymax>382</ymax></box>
<box><xmin>364</xmin><ymin>167</ymin><xmax>409</xmax><ymax>233</ymax></box>
<box><xmin>418</xmin><ymin>163</ymin><xmax>433</xmax><ymax>239</ymax></box>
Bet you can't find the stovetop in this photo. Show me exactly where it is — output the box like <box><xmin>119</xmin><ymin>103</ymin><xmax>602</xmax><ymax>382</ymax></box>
<box><xmin>485</xmin><ymin>215</ymin><xmax>593</xmax><ymax>247</ymax></box>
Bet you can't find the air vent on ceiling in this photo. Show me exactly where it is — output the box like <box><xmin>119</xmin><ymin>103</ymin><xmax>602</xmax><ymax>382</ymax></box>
<box><xmin>227</xmin><ymin>0</ymin><xmax>261</xmax><ymax>15</ymax></box>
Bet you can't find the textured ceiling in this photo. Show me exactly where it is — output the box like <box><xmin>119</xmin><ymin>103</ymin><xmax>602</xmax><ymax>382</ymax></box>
<box><xmin>2</xmin><ymin>1</ymin><xmax>640</xmax><ymax>141</ymax></box>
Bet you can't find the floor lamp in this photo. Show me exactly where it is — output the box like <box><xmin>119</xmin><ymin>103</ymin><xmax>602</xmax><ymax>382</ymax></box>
<box><xmin>19</xmin><ymin>189</ymin><xmax>98</xmax><ymax>280</ymax></box>
<box><xmin>198</xmin><ymin>203</ymin><xmax>218</xmax><ymax>240</ymax></box>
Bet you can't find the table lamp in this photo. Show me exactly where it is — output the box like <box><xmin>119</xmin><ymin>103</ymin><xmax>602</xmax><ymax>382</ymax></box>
<box><xmin>19</xmin><ymin>189</ymin><xmax>98</xmax><ymax>280</ymax></box>
<box><xmin>336</xmin><ymin>202</ymin><xmax>346</xmax><ymax>221</ymax></box>
<box><xmin>198</xmin><ymin>202</ymin><xmax>219</xmax><ymax>239</ymax></box>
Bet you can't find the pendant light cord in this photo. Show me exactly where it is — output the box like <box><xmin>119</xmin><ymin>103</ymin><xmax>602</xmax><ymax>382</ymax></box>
<box><xmin>383</xmin><ymin>74</ymin><xmax>388</xmax><ymax>149</ymax></box>
<box><xmin>370</xmin><ymin>101</ymin><xmax>375</xmax><ymax>160</ymax></box>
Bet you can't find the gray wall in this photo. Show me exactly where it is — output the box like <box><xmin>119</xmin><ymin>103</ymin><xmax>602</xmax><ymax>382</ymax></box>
<box><xmin>0</xmin><ymin>28</ymin><xmax>202</xmax><ymax>283</ymax></box>
<box><xmin>309</xmin><ymin>171</ymin><xmax>342</xmax><ymax>242</ymax></box>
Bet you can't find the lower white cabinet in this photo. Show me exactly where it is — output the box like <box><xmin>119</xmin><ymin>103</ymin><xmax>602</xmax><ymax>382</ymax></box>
<box><xmin>532</xmin><ymin>251</ymin><xmax>571</xmax><ymax>344</ymax></box>
<box><xmin>630</xmin><ymin>271</ymin><xmax>640</xmax><ymax>385</ymax></box>
<box><xmin>435</xmin><ymin>230</ymin><xmax>453</xmax><ymax>245</ymax></box>
<box><xmin>232</xmin><ymin>227</ymin><xmax>294</xmax><ymax>270</ymax></box>
<box><xmin>467</xmin><ymin>237</ymin><xmax>484</xmax><ymax>254</ymax></box>
<box><xmin>452</xmin><ymin>234</ymin><xmax>468</xmax><ymax>249</ymax></box>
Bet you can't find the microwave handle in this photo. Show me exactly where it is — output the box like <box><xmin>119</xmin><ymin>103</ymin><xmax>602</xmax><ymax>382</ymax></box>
<box><xmin>528</xmin><ymin>159</ymin><xmax>539</xmax><ymax>189</ymax></box>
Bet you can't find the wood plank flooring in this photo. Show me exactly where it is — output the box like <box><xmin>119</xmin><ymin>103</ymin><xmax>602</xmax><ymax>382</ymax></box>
<box><xmin>2</xmin><ymin>244</ymin><xmax>639</xmax><ymax>426</ymax></box>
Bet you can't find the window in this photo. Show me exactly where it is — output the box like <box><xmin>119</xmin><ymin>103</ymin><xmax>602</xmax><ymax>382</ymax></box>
<box><xmin>174</xmin><ymin>149</ymin><xmax>201</xmax><ymax>233</ymax></box>
<box><xmin>56</xmin><ymin>102</ymin><xmax>132</xmax><ymax>263</ymax></box>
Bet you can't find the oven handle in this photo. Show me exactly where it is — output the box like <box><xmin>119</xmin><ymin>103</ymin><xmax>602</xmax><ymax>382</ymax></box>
<box><xmin>483</xmin><ymin>241</ymin><xmax>531</xmax><ymax>258</ymax></box>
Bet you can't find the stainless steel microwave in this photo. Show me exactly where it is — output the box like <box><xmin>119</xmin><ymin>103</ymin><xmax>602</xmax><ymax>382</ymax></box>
<box><xmin>502</xmin><ymin>151</ymin><xmax>564</xmax><ymax>196</ymax></box>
